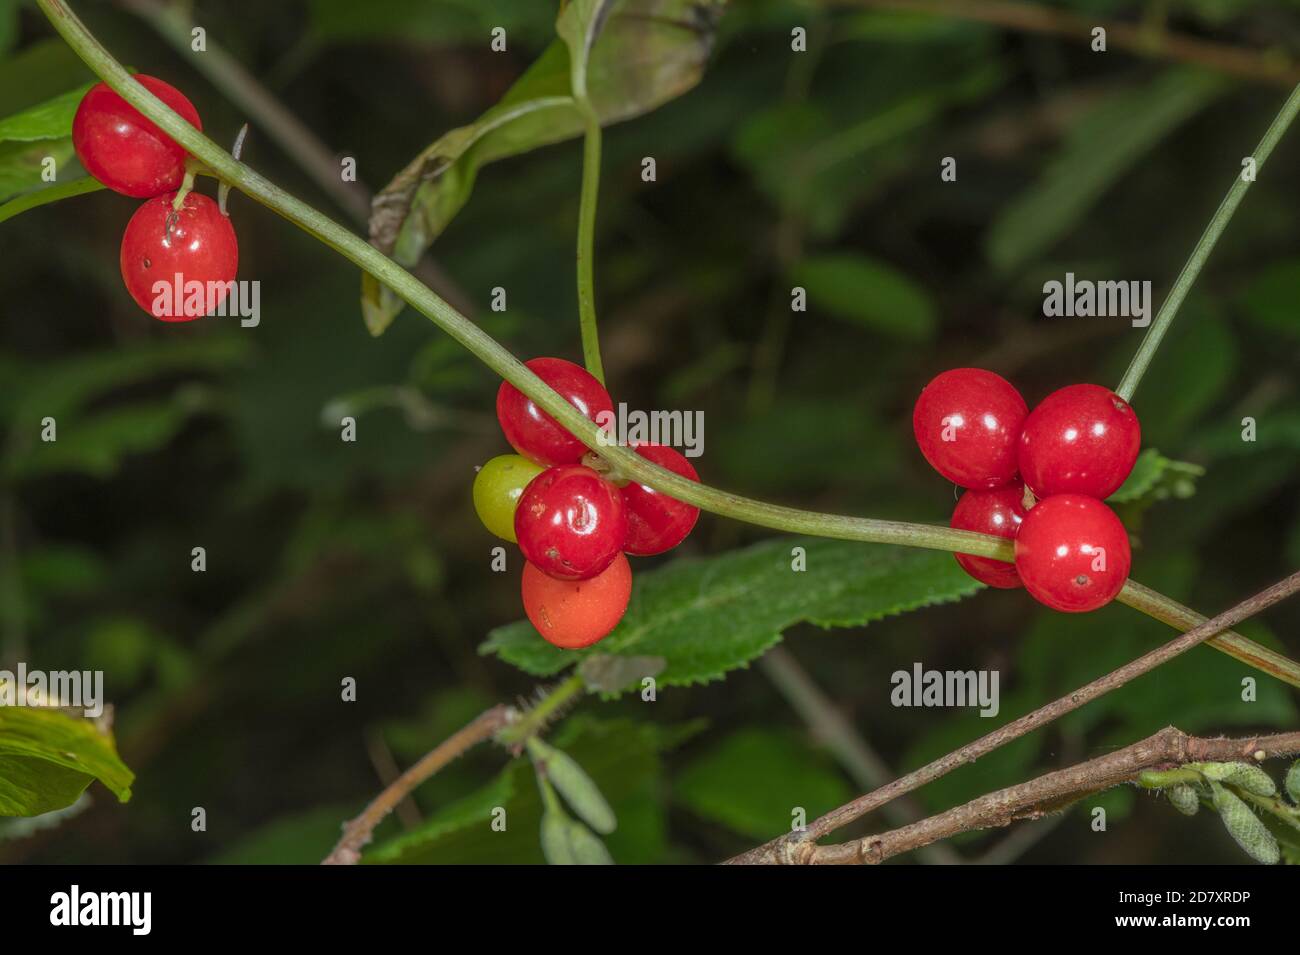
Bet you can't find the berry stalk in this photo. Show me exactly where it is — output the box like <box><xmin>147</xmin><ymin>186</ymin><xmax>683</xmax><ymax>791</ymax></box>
<box><xmin>35</xmin><ymin>0</ymin><xmax>1300</xmax><ymax>688</ymax></box>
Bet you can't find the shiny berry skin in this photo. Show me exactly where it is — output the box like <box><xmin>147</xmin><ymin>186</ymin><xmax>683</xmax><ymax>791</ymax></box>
<box><xmin>950</xmin><ymin>486</ymin><xmax>1025</xmax><ymax>589</ymax></box>
<box><xmin>913</xmin><ymin>368</ymin><xmax>1028</xmax><ymax>489</ymax></box>
<box><xmin>472</xmin><ymin>454</ymin><xmax>545</xmax><ymax>543</ymax></box>
<box><xmin>522</xmin><ymin>553</ymin><xmax>632</xmax><ymax>649</ymax></box>
<box><xmin>119</xmin><ymin>191</ymin><xmax>238</xmax><ymax>321</ymax></box>
<box><xmin>496</xmin><ymin>358</ymin><xmax>614</xmax><ymax>467</ymax></box>
<box><xmin>515</xmin><ymin>465</ymin><xmax>627</xmax><ymax>580</ymax></box>
<box><xmin>73</xmin><ymin>76</ymin><xmax>202</xmax><ymax>198</ymax></box>
<box><xmin>1018</xmin><ymin>383</ymin><xmax>1141</xmax><ymax>499</ymax></box>
<box><xmin>1014</xmin><ymin>494</ymin><xmax>1131</xmax><ymax>613</ymax></box>
<box><xmin>620</xmin><ymin>444</ymin><xmax>701</xmax><ymax>556</ymax></box>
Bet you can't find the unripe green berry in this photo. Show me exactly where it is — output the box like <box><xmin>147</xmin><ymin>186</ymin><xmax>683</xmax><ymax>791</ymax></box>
<box><xmin>472</xmin><ymin>454</ymin><xmax>545</xmax><ymax>542</ymax></box>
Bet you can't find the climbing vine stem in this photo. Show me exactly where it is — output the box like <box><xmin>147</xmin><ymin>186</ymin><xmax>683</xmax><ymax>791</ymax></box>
<box><xmin>1116</xmin><ymin>78</ymin><xmax>1300</xmax><ymax>401</ymax></box>
<box><xmin>576</xmin><ymin>101</ymin><xmax>606</xmax><ymax>385</ymax></box>
<box><xmin>34</xmin><ymin>0</ymin><xmax>1300</xmax><ymax>690</ymax></box>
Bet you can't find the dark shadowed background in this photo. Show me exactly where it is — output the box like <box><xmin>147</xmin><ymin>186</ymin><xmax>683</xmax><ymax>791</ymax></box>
<box><xmin>1</xmin><ymin>0</ymin><xmax>1298</xmax><ymax>864</ymax></box>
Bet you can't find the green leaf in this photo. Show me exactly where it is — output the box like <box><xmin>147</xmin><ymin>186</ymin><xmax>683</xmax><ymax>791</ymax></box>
<box><xmin>365</xmin><ymin>717</ymin><xmax>692</xmax><ymax>863</ymax></box>
<box><xmin>539</xmin><ymin>803</ymin><xmax>614</xmax><ymax>864</ymax></box>
<box><xmin>527</xmin><ymin>737</ymin><xmax>617</xmax><ymax>834</ymax></box>
<box><xmin>0</xmin><ymin>137</ymin><xmax>76</xmax><ymax>203</ymax></box>
<box><xmin>0</xmin><ymin>707</ymin><xmax>134</xmax><ymax>817</ymax></box>
<box><xmin>10</xmin><ymin>401</ymin><xmax>194</xmax><ymax>480</ymax></box>
<box><xmin>0</xmin><ymin>84</ymin><xmax>92</xmax><ymax>143</ymax></box>
<box><xmin>363</xmin><ymin>0</ymin><xmax>728</xmax><ymax>335</ymax></box>
<box><xmin>480</xmin><ymin>536</ymin><xmax>983</xmax><ymax>688</ymax></box>
<box><xmin>1286</xmin><ymin>761</ymin><xmax>1300</xmax><ymax>804</ymax></box>
<box><xmin>674</xmin><ymin>728</ymin><xmax>853</xmax><ymax>841</ymax></box>
<box><xmin>986</xmin><ymin>69</ymin><xmax>1224</xmax><ymax>271</ymax></box>
<box><xmin>1106</xmin><ymin>448</ymin><xmax>1204</xmax><ymax>505</ymax></box>
<box><xmin>790</xmin><ymin>254</ymin><xmax>936</xmax><ymax>341</ymax></box>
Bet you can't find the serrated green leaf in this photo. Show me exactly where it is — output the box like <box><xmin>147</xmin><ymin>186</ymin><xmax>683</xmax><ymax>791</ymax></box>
<box><xmin>1107</xmin><ymin>448</ymin><xmax>1204</xmax><ymax>505</ymax></box>
<box><xmin>480</xmin><ymin>537</ymin><xmax>983</xmax><ymax>688</ymax></box>
<box><xmin>675</xmin><ymin>728</ymin><xmax>853</xmax><ymax>841</ymax></box>
<box><xmin>789</xmin><ymin>254</ymin><xmax>936</xmax><ymax>342</ymax></box>
<box><xmin>363</xmin><ymin>0</ymin><xmax>727</xmax><ymax>335</ymax></box>
<box><xmin>1210</xmin><ymin>780</ymin><xmax>1279</xmax><ymax>864</ymax></box>
<box><xmin>0</xmin><ymin>707</ymin><xmax>133</xmax><ymax>816</ymax></box>
<box><xmin>986</xmin><ymin>69</ymin><xmax>1223</xmax><ymax>271</ymax></box>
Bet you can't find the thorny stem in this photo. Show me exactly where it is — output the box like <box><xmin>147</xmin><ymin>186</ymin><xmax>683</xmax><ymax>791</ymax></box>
<box><xmin>34</xmin><ymin>0</ymin><xmax>1300</xmax><ymax>690</ymax></box>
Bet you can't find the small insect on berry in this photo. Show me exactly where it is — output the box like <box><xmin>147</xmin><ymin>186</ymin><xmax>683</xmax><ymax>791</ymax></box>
<box><xmin>73</xmin><ymin>76</ymin><xmax>202</xmax><ymax>198</ymax></box>
<box><xmin>913</xmin><ymin>368</ymin><xmax>1028</xmax><ymax>489</ymax></box>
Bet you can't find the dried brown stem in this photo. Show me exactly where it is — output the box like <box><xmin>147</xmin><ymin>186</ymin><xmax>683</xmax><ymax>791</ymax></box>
<box><xmin>727</xmin><ymin>568</ymin><xmax>1300</xmax><ymax>864</ymax></box>
<box><xmin>812</xmin><ymin>727</ymin><xmax>1300</xmax><ymax>864</ymax></box>
<box><xmin>322</xmin><ymin>706</ymin><xmax>511</xmax><ymax>865</ymax></box>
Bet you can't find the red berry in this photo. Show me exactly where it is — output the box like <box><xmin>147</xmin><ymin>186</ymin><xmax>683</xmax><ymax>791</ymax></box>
<box><xmin>620</xmin><ymin>444</ymin><xmax>701</xmax><ymax>556</ymax></box>
<box><xmin>496</xmin><ymin>358</ymin><xmax>614</xmax><ymax>466</ymax></box>
<box><xmin>522</xmin><ymin>553</ymin><xmax>632</xmax><ymax>649</ymax></box>
<box><xmin>950</xmin><ymin>486</ymin><xmax>1024</xmax><ymax>589</ymax></box>
<box><xmin>1014</xmin><ymin>494</ymin><xmax>1131</xmax><ymax>613</ymax></box>
<box><xmin>913</xmin><ymin>368</ymin><xmax>1027</xmax><ymax>489</ymax></box>
<box><xmin>73</xmin><ymin>77</ymin><xmax>202</xmax><ymax>198</ymax></box>
<box><xmin>1018</xmin><ymin>383</ymin><xmax>1141</xmax><ymax>499</ymax></box>
<box><xmin>120</xmin><ymin>192</ymin><xmax>238</xmax><ymax>321</ymax></box>
<box><xmin>515</xmin><ymin>465</ymin><xmax>627</xmax><ymax>580</ymax></box>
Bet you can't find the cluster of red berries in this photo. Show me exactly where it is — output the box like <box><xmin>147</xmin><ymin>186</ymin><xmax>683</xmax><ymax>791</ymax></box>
<box><xmin>72</xmin><ymin>76</ymin><xmax>238</xmax><ymax>321</ymax></box>
<box><xmin>473</xmin><ymin>358</ymin><xmax>701</xmax><ymax>648</ymax></box>
<box><xmin>913</xmin><ymin>369</ymin><xmax>1140</xmax><ymax>612</ymax></box>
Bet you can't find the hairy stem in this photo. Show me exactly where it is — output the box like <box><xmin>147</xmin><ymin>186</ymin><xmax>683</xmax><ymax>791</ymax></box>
<box><xmin>35</xmin><ymin>0</ymin><xmax>1300</xmax><ymax>690</ymax></box>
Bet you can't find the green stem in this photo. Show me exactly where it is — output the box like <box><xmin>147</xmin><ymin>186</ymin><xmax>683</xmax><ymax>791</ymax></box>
<box><xmin>0</xmin><ymin>176</ymin><xmax>104</xmax><ymax>224</ymax></box>
<box><xmin>34</xmin><ymin>0</ymin><xmax>1300</xmax><ymax>690</ymax></box>
<box><xmin>576</xmin><ymin>103</ymin><xmax>605</xmax><ymax>385</ymax></box>
<box><xmin>1116</xmin><ymin>79</ymin><xmax>1300</xmax><ymax>401</ymax></box>
<box><xmin>496</xmin><ymin>674</ymin><xmax>586</xmax><ymax>747</ymax></box>
<box><xmin>1117</xmin><ymin>579</ymin><xmax>1300</xmax><ymax>688</ymax></box>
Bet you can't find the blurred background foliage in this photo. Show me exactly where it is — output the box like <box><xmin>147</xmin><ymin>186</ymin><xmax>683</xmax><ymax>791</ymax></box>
<box><xmin>1</xmin><ymin>0</ymin><xmax>1298</xmax><ymax>864</ymax></box>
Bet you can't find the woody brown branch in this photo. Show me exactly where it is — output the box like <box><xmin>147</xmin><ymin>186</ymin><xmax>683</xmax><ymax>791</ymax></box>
<box><xmin>808</xmin><ymin>727</ymin><xmax>1300</xmax><ymax>864</ymax></box>
<box><xmin>727</xmin><ymin>568</ymin><xmax>1300</xmax><ymax>864</ymax></box>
